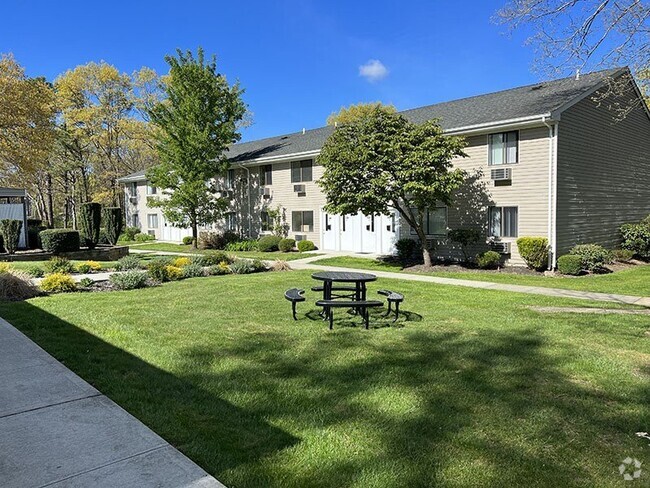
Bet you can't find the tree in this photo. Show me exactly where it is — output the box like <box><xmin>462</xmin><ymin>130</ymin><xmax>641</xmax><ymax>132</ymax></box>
<box><xmin>318</xmin><ymin>106</ymin><xmax>467</xmax><ymax>267</ymax></box>
<box><xmin>496</xmin><ymin>0</ymin><xmax>650</xmax><ymax>114</ymax></box>
<box><xmin>326</xmin><ymin>102</ymin><xmax>396</xmax><ymax>125</ymax></box>
<box><xmin>146</xmin><ymin>48</ymin><xmax>247</xmax><ymax>246</ymax></box>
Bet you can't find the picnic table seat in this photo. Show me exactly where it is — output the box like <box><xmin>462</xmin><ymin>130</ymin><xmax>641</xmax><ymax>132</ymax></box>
<box><xmin>377</xmin><ymin>289</ymin><xmax>404</xmax><ymax>322</ymax></box>
<box><xmin>284</xmin><ymin>288</ymin><xmax>305</xmax><ymax>320</ymax></box>
<box><xmin>316</xmin><ymin>299</ymin><xmax>383</xmax><ymax>329</ymax></box>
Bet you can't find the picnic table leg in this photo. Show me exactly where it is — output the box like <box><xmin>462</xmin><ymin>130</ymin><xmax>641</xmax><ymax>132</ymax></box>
<box><xmin>329</xmin><ymin>308</ymin><xmax>334</xmax><ymax>330</ymax></box>
<box><xmin>364</xmin><ymin>306</ymin><xmax>369</xmax><ymax>329</ymax></box>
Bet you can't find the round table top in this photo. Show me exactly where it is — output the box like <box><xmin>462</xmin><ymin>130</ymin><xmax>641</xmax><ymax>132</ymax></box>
<box><xmin>311</xmin><ymin>271</ymin><xmax>377</xmax><ymax>283</ymax></box>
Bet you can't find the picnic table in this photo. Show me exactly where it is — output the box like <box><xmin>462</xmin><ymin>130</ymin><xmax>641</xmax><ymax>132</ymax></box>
<box><xmin>311</xmin><ymin>270</ymin><xmax>377</xmax><ymax>302</ymax></box>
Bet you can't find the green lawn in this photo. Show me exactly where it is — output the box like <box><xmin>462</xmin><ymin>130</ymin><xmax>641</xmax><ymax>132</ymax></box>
<box><xmin>310</xmin><ymin>256</ymin><xmax>650</xmax><ymax>296</ymax></box>
<box><xmin>2</xmin><ymin>259</ymin><xmax>118</xmax><ymax>272</ymax></box>
<box><xmin>128</xmin><ymin>241</ymin><xmax>319</xmax><ymax>261</ymax></box>
<box><xmin>0</xmin><ymin>272</ymin><xmax>647</xmax><ymax>487</ymax></box>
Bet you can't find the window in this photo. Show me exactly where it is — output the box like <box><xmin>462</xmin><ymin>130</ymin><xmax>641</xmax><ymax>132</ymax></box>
<box><xmin>260</xmin><ymin>165</ymin><xmax>273</xmax><ymax>186</ymax></box>
<box><xmin>146</xmin><ymin>183</ymin><xmax>157</xmax><ymax>195</ymax></box>
<box><xmin>129</xmin><ymin>182</ymin><xmax>138</xmax><ymax>196</ymax></box>
<box><xmin>292</xmin><ymin>211</ymin><xmax>314</xmax><ymax>233</ymax></box>
<box><xmin>225</xmin><ymin>212</ymin><xmax>236</xmax><ymax>231</ymax></box>
<box><xmin>291</xmin><ymin>160</ymin><xmax>313</xmax><ymax>183</ymax></box>
<box><xmin>488</xmin><ymin>131</ymin><xmax>518</xmax><ymax>165</ymax></box>
<box><xmin>489</xmin><ymin>206</ymin><xmax>518</xmax><ymax>237</ymax></box>
<box><xmin>226</xmin><ymin>169</ymin><xmax>235</xmax><ymax>189</ymax></box>
<box><xmin>147</xmin><ymin>214</ymin><xmax>159</xmax><ymax>229</ymax></box>
<box><xmin>410</xmin><ymin>207</ymin><xmax>447</xmax><ymax>236</ymax></box>
<box><xmin>132</xmin><ymin>213</ymin><xmax>139</xmax><ymax>227</ymax></box>
<box><xmin>261</xmin><ymin>210</ymin><xmax>272</xmax><ymax>232</ymax></box>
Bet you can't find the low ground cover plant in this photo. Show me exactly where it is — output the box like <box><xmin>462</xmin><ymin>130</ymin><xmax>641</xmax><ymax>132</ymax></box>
<box><xmin>181</xmin><ymin>263</ymin><xmax>205</xmax><ymax>278</ymax></box>
<box><xmin>40</xmin><ymin>272</ymin><xmax>77</xmax><ymax>293</ymax></box>
<box><xmin>207</xmin><ymin>262</ymin><xmax>231</xmax><ymax>275</ymax></box>
<box><xmin>569</xmin><ymin>244</ymin><xmax>611</xmax><ymax>271</ymax></box>
<box><xmin>476</xmin><ymin>250</ymin><xmax>501</xmax><ymax>269</ymax></box>
<box><xmin>78</xmin><ymin>277</ymin><xmax>94</xmax><ymax>288</ymax></box>
<box><xmin>229</xmin><ymin>259</ymin><xmax>255</xmax><ymax>274</ymax></box>
<box><xmin>612</xmin><ymin>249</ymin><xmax>635</xmax><ymax>263</ymax></box>
<box><xmin>110</xmin><ymin>270</ymin><xmax>149</xmax><ymax>290</ymax></box>
<box><xmin>115</xmin><ymin>255</ymin><xmax>141</xmax><ymax>271</ymax></box>
<box><xmin>172</xmin><ymin>257</ymin><xmax>192</xmax><ymax>267</ymax></box>
<box><xmin>225</xmin><ymin>239</ymin><xmax>258</xmax><ymax>252</ymax></box>
<box><xmin>45</xmin><ymin>257</ymin><xmax>75</xmax><ymax>274</ymax></box>
<box><xmin>76</xmin><ymin>260</ymin><xmax>102</xmax><ymax>274</ymax></box>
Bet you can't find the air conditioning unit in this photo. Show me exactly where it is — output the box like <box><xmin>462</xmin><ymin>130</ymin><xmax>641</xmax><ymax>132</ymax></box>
<box><xmin>129</xmin><ymin>196</ymin><xmax>137</xmax><ymax>203</ymax></box>
<box><xmin>295</xmin><ymin>234</ymin><xmax>307</xmax><ymax>241</ymax></box>
<box><xmin>491</xmin><ymin>168</ymin><xmax>512</xmax><ymax>181</ymax></box>
<box><xmin>490</xmin><ymin>241</ymin><xmax>511</xmax><ymax>254</ymax></box>
<box><xmin>220</xmin><ymin>189</ymin><xmax>234</xmax><ymax>198</ymax></box>
<box><xmin>293</xmin><ymin>184</ymin><xmax>305</xmax><ymax>193</ymax></box>
<box><xmin>262</xmin><ymin>187</ymin><xmax>272</xmax><ymax>199</ymax></box>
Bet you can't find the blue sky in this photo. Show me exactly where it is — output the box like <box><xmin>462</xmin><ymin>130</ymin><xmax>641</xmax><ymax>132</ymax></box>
<box><xmin>1</xmin><ymin>0</ymin><xmax>540</xmax><ymax>142</ymax></box>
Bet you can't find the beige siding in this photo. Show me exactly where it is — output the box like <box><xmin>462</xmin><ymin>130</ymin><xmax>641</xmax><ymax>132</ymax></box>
<box><xmin>556</xmin><ymin>83</ymin><xmax>650</xmax><ymax>255</ymax></box>
<box><xmin>124</xmin><ymin>181</ymin><xmax>166</xmax><ymax>240</ymax></box>
<box><xmin>400</xmin><ymin>126</ymin><xmax>551</xmax><ymax>266</ymax></box>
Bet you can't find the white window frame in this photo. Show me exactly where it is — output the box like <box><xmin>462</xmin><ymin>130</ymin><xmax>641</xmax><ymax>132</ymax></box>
<box><xmin>488</xmin><ymin>206</ymin><xmax>518</xmax><ymax>238</ymax></box>
<box><xmin>225</xmin><ymin>212</ymin><xmax>236</xmax><ymax>231</ymax></box>
<box><xmin>292</xmin><ymin>210</ymin><xmax>314</xmax><ymax>233</ymax></box>
<box><xmin>291</xmin><ymin>160</ymin><xmax>313</xmax><ymax>183</ymax></box>
<box><xmin>147</xmin><ymin>214</ymin><xmax>159</xmax><ymax>229</ymax></box>
<box><xmin>260</xmin><ymin>165</ymin><xmax>273</xmax><ymax>186</ymax></box>
<box><xmin>488</xmin><ymin>131</ymin><xmax>519</xmax><ymax>165</ymax></box>
<box><xmin>146</xmin><ymin>183</ymin><xmax>157</xmax><ymax>195</ymax></box>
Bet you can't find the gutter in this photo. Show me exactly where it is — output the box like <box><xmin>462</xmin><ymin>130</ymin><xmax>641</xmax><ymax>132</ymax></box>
<box><xmin>542</xmin><ymin>116</ymin><xmax>558</xmax><ymax>269</ymax></box>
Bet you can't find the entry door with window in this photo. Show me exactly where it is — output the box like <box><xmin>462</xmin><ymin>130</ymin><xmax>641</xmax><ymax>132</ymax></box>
<box><xmin>321</xmin><ymin>211</ymin><xmax>339</xmax><ymax>250</ymax></box>
<box><xmin>361</xmin><ymin>214</ymin><xmax>377</xmax><ymax>253</ymax></box>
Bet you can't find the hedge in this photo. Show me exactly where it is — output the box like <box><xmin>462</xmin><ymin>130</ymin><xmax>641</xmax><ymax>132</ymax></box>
<box><xmin>516</xmin><ymin>237</ymin><xmax>549</xmax><ymax>271</ymax></box>
<box><xmin>557</xmin><ymin>254</ymin><xmax>583</xmax><ymax>275</ymax></box>
<box><xmin>0</xmin><ymin>219</ymin><xmax>23</xmax><ymax>254</ymax></box>
<box><xmin>258</xmin><ymin>235</ymin><xmax>282</xmax><ymax>252</ymax></box>
<box><xmin>39</xmin><ymin>229</ymin><xmax>81</xmax><ymax>253</ymax></box>
<box><xmin>102</xmin><ymin>207</ymin><xmax>123</xmax><ymax>245</ymax></box>
<box><xmin>79</xmin><ymin>202</ymin><xmax>102</xmax><ymax>249</ymax></box>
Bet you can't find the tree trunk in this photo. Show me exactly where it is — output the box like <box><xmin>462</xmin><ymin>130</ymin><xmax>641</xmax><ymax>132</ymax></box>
<box><xmin>46</xmin><ymin>173</ymin><xmax>54</xmax><ymax>227</ymax></box>
<box><xmin>191</xmin><ymin>217</ymin><xmax>198</xmax><ymax>249</ymax></box>
<box><xmin>415</xmin><ymin>226</ymin><xmax>432</xmax><ymax>267</ymax></box>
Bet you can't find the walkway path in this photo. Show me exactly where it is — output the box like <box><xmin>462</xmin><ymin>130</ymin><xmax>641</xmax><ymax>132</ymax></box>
<box><xmin>290</xmin><ymin>258</ymin><xmax>650</xmax><ymax>307</ymax></box>
<box><xmin>0</xmin><ymin>317</ymin><xmax>224</xmax><ymax>488</ymax></box>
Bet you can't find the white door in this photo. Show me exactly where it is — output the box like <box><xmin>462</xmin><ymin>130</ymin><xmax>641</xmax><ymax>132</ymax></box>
<box><xmin>360</xmin><ymin>214</ymin><xmax>377</xmax><ymax>253</ymax></box>
<box><xmin>379</xmin><ymin>212</ymin><xmax>398</xmax><ymax>255</ymax></box>
<box><xmin>321</xmin><ymin>211</ymin><xmax>339</xmax><ymax>250</ymax></box>
<box><xmin>339</xmin><ymin>214</ymin><xmax>358</xmax><ymax>252</ymax></box>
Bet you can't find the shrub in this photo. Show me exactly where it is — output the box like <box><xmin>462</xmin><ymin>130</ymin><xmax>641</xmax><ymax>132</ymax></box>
<box><xmin>200</xmin><ymin>251</ymin><xmax>232</xmax><ymax>266</ymax></box>
<box><xmin>182</xmin><ymin>263</ymin><xmax>205</xmax><ymax>278</ymax></box>
<box><xmin>120</xmin><ymin>226</ymin><xmax>141</xmax><ymax>242</ymax></box>
<box><xmin>40</xmin><ymin>272</ymin><xmax>77</xmax><ymax>293</ymax></box>
<box><xmin>110</xmin><ymin>270</ymin><xmax>149</xmax><ymax>290</ymax></box>
<box><xmin>229</xmin><ymin>259</ymin><xmax>255</xmax><ymax>274</ymax></box>
<box><xmin>225</xmin><ymin>239</ymin><xmax>258</xmax><ymax>252</ymax></box>
<box><xmin>0</xmin><ymin>219</ymin><xmax>23</xmax><ymax>254</ymax></box>
<box><xmin>78</xmin><ymin>277</ymin><xmax>94</xmax><ymax>288</ymax></box>
<box><xmin>85</xmin><ymin>260</ymin><xmax>102</xmax><ymax>271</ymax></box>
<box><xmin>395</xmin><ymin>238</ymin><xmax>418</xmax><ymax>262</ymax></box>
<box><xmin>516</xmin><ymin>237</ymin><xmax>549</xmax><ymax>271</ymax></box>
<box><xmin>165</xmin><ymin>265</ymin><xmax>183</xmax><ymax>281</ymax></box>
<box><xmin>182</xmin><ymin>236</ymin><xmax>194</xmax><ymax>245</ymax></box>
<box><xmin>569</xmin><ymin>244</ymin><xmax>612</xmax><ymax>271</ymax></box>
<box><xmin>207</xmin><ymin>262</ymin><xmax>232</xmax><ymax>275</ymax></box>
<box><xmin>448</xmin><ymin>228</ymin><xmax>481</xmax><ymax>262</ymax></box>
<box><xmin>612</xmin><ymin>249</ymin><xmax>635</xmax><ymax>263</ymax></box>
<box><xmin>278</xmin><ymin>238</ymin><xmax>295</xmax><ymax>252</ymax></box>
<box><xmin>26</xmin><ymin>266</ymin><xmax>45</xmax><ymax>278</ymax></box>
<box><xmin>102</xmin><ymin>207</ymin><xmax>123</xmax><ymax>245</ymax></box>
<box><xmin>115</xmin><ymin>255</ymin><xmax>141</xmax><ymax>271</ymax></box>
<box><xmin>40</xmin><ymin>229</ymin><xmax>80</xmax><ymax>253</ymax></box>
<box><xmin>557</xmin><ymin>254</ymin><xmax>584</xmax><ymax>275</ymax></box>
<box><xmin>135</xmin><ymin>232</ymin><xmax>154</xmax><ymax>242</ymax></box>
<box><xmin>0</xmin><ymin>270</ymin><xmax>40</xmax><ymax>300</ymax></box>
<box><xmin>44</xmin><ymin>256</ymin><xmax>75</xmax><ymax>274</ymax></box>
<box><xmin>172</xmin><ymin>257</ymin><xmax>192</xmax><ymax>267</ymax></box>
<box><xmin>251</xmin><ymin>259</ymin><xmax>267</xmax><ymax>272</ymax></box>
<box><xmin>620</xmin><ymin>222</ymin><xmax>650</xmax><ymax>259</ymax></box>
<box><xmin>76</xmin><ymin>260</ymin><xmax>101</xmax><ymax>274</ymax></box>
<box><xmin>271</xmin><ymin>259</ymin><xmax>291</xmax><ymax>272</ymax></box>
<box><xmin>76</xmin><ymin>263</ymin><xmax>92</xmax><ymax>274</ymax></box>
<box><xmin>297</xmin><ymin>240</ymin><xmax>316</xmax><ymax>252</ymax></box>
<box><xmin>258</xmin><ymin>235</ymin><xmax>282</xmax><ymax>252</ymax></box>
<box><xmin>476</xmin><ymin>250</ymin><xmax>501</xmax><ymax>269</ymax></box>
<box><xmin>198</xmin><ymin>230</ymin><xmax>239</xmax><ymax>250</ymax></box>
<box><xmin>0</xmin><ymin>262</ymin><xmax>11</xmax><ymax>273</ymax></box>
<box><xmin>79</xmin><ymin>202</ymin><xmax>102</xmax><ymax>249</ymax></box>
<box><xmin>147</xmin><ymin>260</ymin><xmax>169</xmax><ymax>282</ymax></box>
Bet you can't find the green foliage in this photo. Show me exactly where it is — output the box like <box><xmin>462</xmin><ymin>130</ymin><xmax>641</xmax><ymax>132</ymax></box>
<box><xmin>0</xmin><ymin>270</ymin><xmax>39</xmax><ymax>301</ymax></box>
<box><xmin>44</xmin><ymin>256</ymin><xmax>74</xmax><ymax>274</ymax></box>
<box><xmin>39</xmin><ymin>229</ymin><xmax>80</xmax><ymax>253</ymax></box>
<box><xmin>229</xmin><ymin>259</ymin><xmax>255</xmax><ymax>274</ymax></box>
<box><xmin>146</xmin><ymin>48</ymin><xmax>246</xmax><ymax>240</ymax></box>
<box><xmin>40</xmin><ymin>272</ymin><xmax>77</xmax><ymax>293</ymax></box>
<box><xmin>0</xmin><ymin>219</ymin><xmax>22</xmax><ymax>254</ymax></box>
<box><xmin>620</xmin><ymin>221</ymin><xmax>650</xmax><ymax>259</ymax></box>
<box><xmin>102</xmin><ymin>207</ymin><xmax>123</xmax><ymax>245</ymax></box>
<box><xmin>297</xmin><ymin>240</ymin><xmax>316</xmax><ymax>252</ymax></box>
<box><xmin>476</xmin><ymin>251</ymin><xmax>501</xmax><ymax>269</ymax></box>
<box><xmin>165</xmin><ymin>265</ymin><xmax>183</xmax><ymax>281</ymax></box>
<box><xmin>76</xmin><ymin>263</ymin><xmax>92</xmax><ymax>274</ymax></box>
<box><xmin>278</xmin><ymin>238</ymin><xmax>295</xmax><ymax>252</ymax></box>
<box><xmin>251</xmin><ymin>259</ymin><xmax>267</xmax><ymax>272</ymax></box>
<box><xmin>263</xmin><ymin>206</ymin><xmax>289</xmax><ymax>237</ymax></box>
<box><xmin>78</xmin><ymin>277</ymin><xmax>94</xmax><ymax>288</ymax></box>
<box><xmin>318</xmin><ymin>105</ymin><xmax>466</xmax><ymax>265</ymax></box>
<box><xmin>557</xmin><ymin>254</ymin><xmax>584</xmax><ymax>275</ymax></box>
<box><xmin>120</xmin><ymin>227</ymin><xmax>141</xmax><ymax>241</ymax></box>
<box><xmin>115</xmin><ymin>255</ymin><xmax>141</xmax><ymax>271</ymax></box>
<box><xmin>26</xmin><ymin>266</ymin><xmax>45</xmax><ymax>278</ymax></box>
<box><xmin>612</xmin><ymin>248</ymin><xmax>635</xmax><ymax>263</ymax></box>
<box><xmin>225</xmin><ymin>239</ymin><xmax>258</xmax><ymax>252</ymax></box>
<box><xmin>448</xmin><ymin>228</ymin><xmax>481</xmax><ymax>262</ymax></box>
<box><xmin>258</xmin><ymin>235</ymin><xmax>282</xmax><ymax>252</ymax></box>
<box><xmin>135</xmin><ymin>233</ymin><xmax>154</xmax><ymax>242</ymax></box>
<box><xmin>110</xmin><ymin>270</ymin><xmax>149</xmax><ymax>290</ymax></box>
<box><xmin>27</xmin><ymin>221</ymin><xmax>46</xmax><ymax>250</ymax></box>
<box><xmin>327</xmin><ymin>102</ymin><xmax>397</xmax><ymax>126</ymax></box>
<box><xmin>516</xmin><ymin>237</ymin><xmax>549</xmax><ymax>271</ymax></box>
<box><xmin>146</xmin><ymin>259</ymin><xmax>170</xmax><ymax>282</ymax></box>
<box><xmin>569</xmin><ymin>244</ymin><xmax>612</xmax><ymax>271</ymax></box>
<box><xmin>201</xmin><ymin>250</ymin><xmax>232</xmax><ymax>265</ymax></box>
<box><xmin>78</xmin><ymin>202</ymin><xmax>102</xmax><ymax>249</ymax></box>
<box><xmin>182</xmin><ymin>263</ymin><xmax>205</xmax><ymax>278</ymax></box>
<box><xmin>198</xmin><ymin>231</ymin><xmax>239</xmax><ymax>250</ymax></box>
<box><xmin>395</xmin><ymin>238</ymin><xmax>419</xmax><ymax>262</ymax></box>
<box><xmin>207</xmin><ymin>262</ymin><xmax>231</xmax><ymax>275</ymax></box>
<box><xmin>182</xmin><ymin>236</ymin><xmax>194</xmax><ymax>245</ymax></box>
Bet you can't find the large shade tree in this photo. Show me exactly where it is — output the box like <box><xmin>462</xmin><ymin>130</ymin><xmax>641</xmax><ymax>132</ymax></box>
<box><xmin>146</xmin><ymin>48</ymin><xmax>246</xmax><ymax>246</ymax></box>
<box><xmin>318</xmin><ymin>106</ymin><xmax>467</xmax><ymax>267</ymax></box>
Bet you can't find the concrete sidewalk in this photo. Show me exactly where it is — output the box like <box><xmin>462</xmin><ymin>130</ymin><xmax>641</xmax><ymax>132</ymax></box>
<box><xmin>0</xmin><ymin>317</ymin><xmax>224</xmax><ymax>488</ymax></box>
<box><xmin>290</xmin><ymin>260</ymin><xmax>650</xmax><ymax>307</ymax></box>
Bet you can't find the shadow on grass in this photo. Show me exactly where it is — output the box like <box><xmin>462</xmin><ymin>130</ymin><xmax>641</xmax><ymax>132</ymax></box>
<box><xmin>303</xmin><ymin>306</ymin><xmax>422</xmax><ymax>329</ymax></box>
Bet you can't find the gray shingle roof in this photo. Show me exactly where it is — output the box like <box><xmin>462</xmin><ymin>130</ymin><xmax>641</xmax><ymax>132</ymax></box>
<box><xmin>120</xmin><ymin>67</ymin><xmax>623</xmax><ymax>180</ymax></box>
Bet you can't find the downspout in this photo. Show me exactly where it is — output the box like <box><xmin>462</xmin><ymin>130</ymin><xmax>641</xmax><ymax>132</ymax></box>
<box><xmin>235</xmin><ymin>163</ymin><xmax>252</xmax><ymax>238</ymax></box>
<box><xmin>542</xmin><ymin>117</ymin><xmax>558</xmax><ymax>269</ymax></box>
